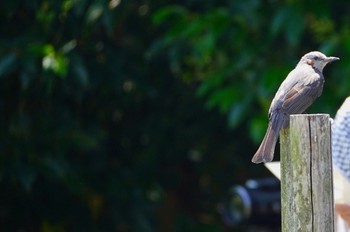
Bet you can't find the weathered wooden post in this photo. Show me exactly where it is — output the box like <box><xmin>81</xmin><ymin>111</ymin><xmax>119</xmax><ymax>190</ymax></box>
<box><xmin>280</xmin><ymin>114</ymin><xmax>334</xmax><ymax>232</ymax></box>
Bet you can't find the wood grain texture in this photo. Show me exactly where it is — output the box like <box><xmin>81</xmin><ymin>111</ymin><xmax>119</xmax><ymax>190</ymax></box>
<box><xmin>280</xmin><ymin>114</ymin><xmax>334</xmax><ymax>232</ymax></box>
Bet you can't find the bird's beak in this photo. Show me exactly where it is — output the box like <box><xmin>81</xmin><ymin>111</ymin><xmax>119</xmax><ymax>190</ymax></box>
<box><xmin>326</xmin><ymin>56</ymin><xmax>340</xmax><ymax>63</ymax></box>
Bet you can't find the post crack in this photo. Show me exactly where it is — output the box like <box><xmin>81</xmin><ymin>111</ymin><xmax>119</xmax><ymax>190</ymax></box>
<box><xmin>308</xmin><ymin>117</ymin><xmax>314</xmax><ymax>231</ymax></box>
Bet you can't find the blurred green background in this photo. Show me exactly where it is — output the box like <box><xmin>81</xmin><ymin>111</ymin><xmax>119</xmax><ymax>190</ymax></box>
<box><xmin>0</xmin><ymin>0</ymin><xmax>348</xmax><ymax>231</ymax></box>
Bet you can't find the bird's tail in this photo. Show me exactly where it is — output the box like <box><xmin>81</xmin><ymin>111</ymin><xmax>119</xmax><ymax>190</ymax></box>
<box><xmin>251</xmin><ymin>114</ymin><xmax>286</xmax><ymax>164</ymax></box>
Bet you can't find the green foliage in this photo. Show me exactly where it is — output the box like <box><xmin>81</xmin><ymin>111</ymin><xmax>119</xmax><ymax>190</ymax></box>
<box><xmin>150</xmin><ymin>1</ymin><xmax>348</xmax><ymax>131</ymax></box>
<box><xmin>0</xmin><ymin>0</ymin><xmax>350</xmax><ymax>231</ymax></box>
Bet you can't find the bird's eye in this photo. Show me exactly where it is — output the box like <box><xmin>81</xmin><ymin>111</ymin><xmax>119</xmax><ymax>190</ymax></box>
<box><xmin>314</xmin><ymin>56</ymin><xmax>319</xmax><ymax>60</ymax></box>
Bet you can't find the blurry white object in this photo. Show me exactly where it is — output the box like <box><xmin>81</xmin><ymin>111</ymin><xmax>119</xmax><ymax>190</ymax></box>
<box><xmin>264</xmin><ymin>162</ymin><xmax>280</xmax><ymax>180</ymax></box>
<box><xmin>332</xmin><ymin>97</ymin><xmax>350</xmax><ymax>181</ymax></box>
<box><xmin>332</xmin><ymin>97</ymin><xmax>350</xmax><ymax>231</ymax></box>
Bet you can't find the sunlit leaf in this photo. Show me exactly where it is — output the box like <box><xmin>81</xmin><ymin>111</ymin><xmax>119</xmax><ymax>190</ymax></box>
<box><xmin>86</xmin><ymin>3</ymin><xmax>103</xmax><ymax>23</ymax></box>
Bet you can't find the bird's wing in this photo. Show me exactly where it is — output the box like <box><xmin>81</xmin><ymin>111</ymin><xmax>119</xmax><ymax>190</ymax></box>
<box><xmin>281</xmin><ymin>73</ymin><xmax>323</xmax><ymax>114</ymax></box>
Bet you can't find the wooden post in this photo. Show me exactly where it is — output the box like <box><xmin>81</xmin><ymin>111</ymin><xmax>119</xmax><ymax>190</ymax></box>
<box><xmin>280</xmin><ymin>114</ymin><xmax>334</xmax><ymax>232</ymax></box>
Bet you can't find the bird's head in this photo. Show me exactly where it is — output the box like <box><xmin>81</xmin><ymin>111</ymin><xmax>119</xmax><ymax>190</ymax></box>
<box><xmin>299</xmin><ymin>51</ymin><xmax>339</xmax><ymax>72</ymax></box>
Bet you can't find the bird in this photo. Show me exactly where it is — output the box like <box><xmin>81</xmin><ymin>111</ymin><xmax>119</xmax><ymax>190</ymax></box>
<box><xmin>251</xmin><ymin>51</ymin><xmax>339</xmax><ymax>164</ymax></box>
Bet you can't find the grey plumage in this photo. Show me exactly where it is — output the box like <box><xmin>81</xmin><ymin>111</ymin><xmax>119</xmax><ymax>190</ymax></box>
<box><xmin>252</xmin><ymin>51</ymin><xmax>339</xmax><ymax>164</ymax></box>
